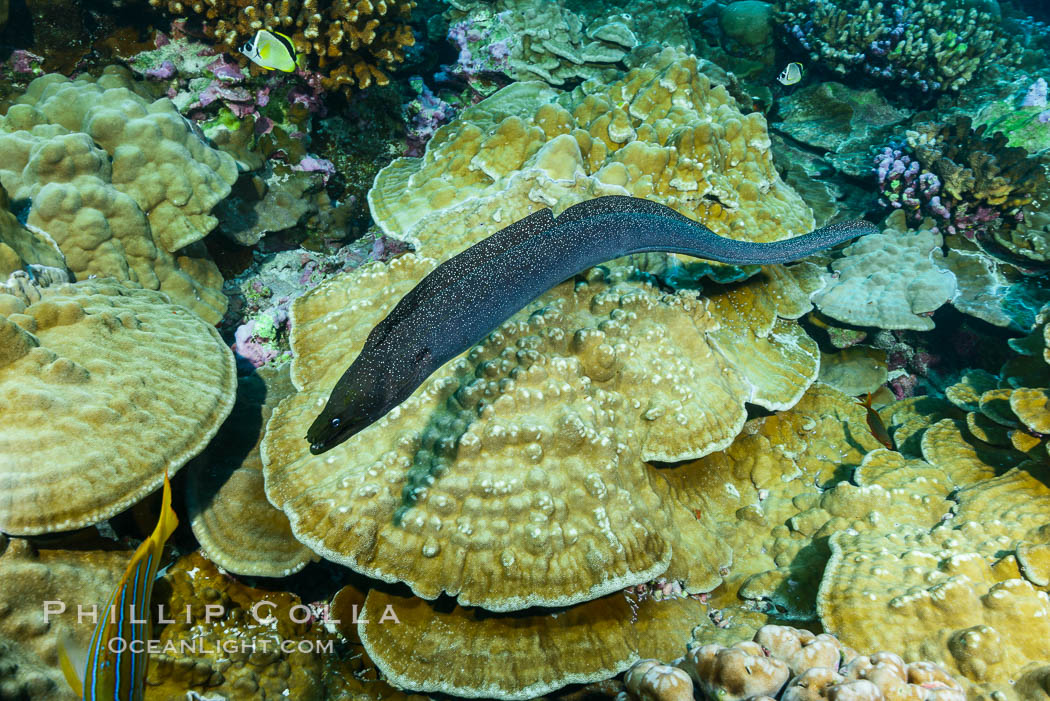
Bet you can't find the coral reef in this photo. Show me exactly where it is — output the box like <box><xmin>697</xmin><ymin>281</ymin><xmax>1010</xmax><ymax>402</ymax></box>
<box><xmin>369</xmin><ymin>47</ymin><xmax>816</xmax><ymax>261</ymax></box>
<box><xmin>813</xmin><ymin>210</ymin><xmax>957</xmax><ymax>331</ymax></box>
<box><xmin>261</xmin><ymin>254</ymin><xmax>829</xmax><ymax>611</ymax></box>
<box><xmin>0</xmin><ymin>537</ymin><xmax>129</xmax><ymax>701</ymax></box>
<box><xmin>778</xmin><ymin>0</ymin><xmax>1018</xmax><ymax>96</ymax></box>
<box><xmin>0</xmin><ymin>67</ymin><xmax>236</xmax><ymax>322</ymax></box>
<box><xmin>148</xmin><ymin>0</ymin><xmax>416</xmax><ymax>94</ymax></box>
<box><xmin>355</xmin><ymin>584</ymin><xmax>707</xmax><ymax>699</ymax></box>
<box><xmin>0</xmin><ymin>275</ymin><xmax>236</xmax><ymax>534</ymax></box>
<box><xmin>875</xmin><ymin>115</ymin><xmax>1050</xmax><ymax>265</ymax></box>
<box><xmin>663</xmin><ymin>625</ymin><xmax>966</xmax><ymax>701</ymax></box>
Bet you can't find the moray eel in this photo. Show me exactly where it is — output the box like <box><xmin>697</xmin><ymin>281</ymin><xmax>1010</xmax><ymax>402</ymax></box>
<box><xmin>307</xmin><ymin>196</ymin><xmax>877</xmax><ymax>454</ymax></box>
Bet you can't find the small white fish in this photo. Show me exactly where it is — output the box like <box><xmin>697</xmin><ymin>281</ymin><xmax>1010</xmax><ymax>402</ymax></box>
<box><xmin>777</xmin><ymin>62</ymin><xmax>804</xmax><ymax>86</ymax></box>
<box><xmin>240</xmin><ymin>29</ymin><xmax>301</xmax><ymax>73</ymax></box>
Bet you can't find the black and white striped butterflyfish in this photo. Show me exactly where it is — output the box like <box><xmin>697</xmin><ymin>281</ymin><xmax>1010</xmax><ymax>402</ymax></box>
<box><xmin>240</xmin><ymin>29</ymin><xmax>302</xmax><ymax>72</ymax></box>
<box><xmin>58</xmin><ymin>470</ymin><xmax>179</xmax><ymax>701</ymax></box>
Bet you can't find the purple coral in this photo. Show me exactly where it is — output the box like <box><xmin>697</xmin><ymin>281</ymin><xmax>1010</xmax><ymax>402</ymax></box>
<box><xmin>874</xmin><ymin>146</ymin><xmax>1000</xmax><ymax>239</ymax></box>
<box><xmin>1023</xmin><ymin>78</ymin><xmax>1048</xmax><ymax>108</ymax></box>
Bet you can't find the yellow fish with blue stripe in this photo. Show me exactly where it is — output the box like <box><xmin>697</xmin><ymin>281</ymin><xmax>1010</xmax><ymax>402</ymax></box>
<box><xmin>240</xmin><ymin>29</ymin><xmax>303</xmax><ymax>72</ymax></box>
<box><xmin>59</xmin><ymin>471</ymin><xmax>179</xmax><ymax>701</ymax></box>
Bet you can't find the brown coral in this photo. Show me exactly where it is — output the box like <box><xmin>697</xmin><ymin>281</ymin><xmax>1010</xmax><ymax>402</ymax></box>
<box><xmin>353</xmin><ymin>585</ymin><xmax>707</xmax><ymax>699</ymax></box>
<box><xmin>187</xmin><ymin>364</ymin><xmax>315</xmax><ymax>578</ymax></box>
<box><xmin>0</xmin><ymin>67</ymin><xmax>235</xmax><ymax>323</ymax></box>
<box><xmin>149</xmin><ymin>0</ymin><xmax>416</xmax><ymax>93</ymax></box>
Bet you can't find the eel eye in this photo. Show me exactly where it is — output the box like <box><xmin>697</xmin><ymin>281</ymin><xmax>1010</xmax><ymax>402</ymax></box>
<box><xmin>330</xmin><ymin>417</ymin><xmax>341</xmax><ymax>429</ymax></box>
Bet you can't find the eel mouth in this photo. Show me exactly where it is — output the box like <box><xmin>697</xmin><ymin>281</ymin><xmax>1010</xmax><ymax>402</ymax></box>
<box><xmin>307</xmin><ymin>414</ymin><xmax>369</xmax><ymax>454</ymax></box>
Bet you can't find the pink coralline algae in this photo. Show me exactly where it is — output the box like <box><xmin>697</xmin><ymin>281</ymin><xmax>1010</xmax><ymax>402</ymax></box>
<box><xmin>292</xmin><ymin>156</ymin><xmax>337</xmax><ymax>183</ymax></box>
<box><xmin>403</xmin><ymin>77</ymin><xmax>457</xmax><ymax>156</ymax></box>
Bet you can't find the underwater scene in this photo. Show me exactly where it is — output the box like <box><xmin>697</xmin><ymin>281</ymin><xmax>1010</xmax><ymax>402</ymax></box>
<box><xmin>2</xmin><ymin>0</ymin><xmax>1050</xmax><ymax>699</ymax></box>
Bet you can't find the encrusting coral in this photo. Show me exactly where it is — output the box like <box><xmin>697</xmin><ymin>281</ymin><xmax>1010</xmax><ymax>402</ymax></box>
<box><xmin>0</xmin><ymin>275</ymin><xmax>236</xmax><ymax>534</ymax></box>
<box><xmin>368</xmin><ymin>47</ymin><xmax>816</xmax><ymax>261</ymax></box>
<box><xmin>149</xmin><ymin>0</ymin><xmax>416</xmax><ymax>93</ymax></box>
<box><xmin>0</xmin><ymin>67</ymin><xmax>236</xmax><ymax>323</ymax></box>
<box><xmin>778</xmin><ymin>0</ymin><xmax>1017</xmax><ymax>96</ymax></box>
<box><xmin>0</xmin><ymin>536</ymin><xmax>128</xmax><ymax>701</ymax></box>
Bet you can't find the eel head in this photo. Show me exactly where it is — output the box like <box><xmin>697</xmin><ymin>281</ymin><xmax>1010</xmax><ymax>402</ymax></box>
<box><xmin>307</xmin><ymin>347</ymin><xmax>434</xmax><ymax>454</ymax></box>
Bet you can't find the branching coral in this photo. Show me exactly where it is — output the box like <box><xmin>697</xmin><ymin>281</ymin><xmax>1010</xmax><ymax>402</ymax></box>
<box><xmin>875</xmin><ymin>115</ymin><xmax>1050</xmax><ymax>264</ymax></box>
<box><xmin>149</xmin><ymin>0</ymin><xmax>416</xmax><ymax>93</ymax></box>
<box><xmin>778</xmin><ymin>0</ymin><xmax>1018</xmax><ymax>96</ymax></box>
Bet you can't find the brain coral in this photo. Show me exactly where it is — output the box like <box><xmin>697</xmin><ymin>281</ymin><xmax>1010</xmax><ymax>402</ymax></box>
<box><xmin>149</xmin><ymin>0</ymin><xmax>415</xmax><ymax>93</ymax></box>
<box><xmin>0</xmin><ymin>276</ymin><xmax>236</xmax><ymax>534</ymax></box>
<box><xmin>368</xmin><ymin>47</ymin><xmax>815</xmax><ymax>260</ymax></box>
<box><xmin>0</xmin><ymin>67</ymin><xmax>236</xmax><ymax>323</ymax></box>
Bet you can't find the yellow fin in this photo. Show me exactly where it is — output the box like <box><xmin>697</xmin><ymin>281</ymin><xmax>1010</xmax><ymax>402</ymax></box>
<box><xmin>58</xmin><ymin>633</ymin><xmax>84</xmax><ymax>697</ymax></box>
<box><xmin>154</xmin><ymin>469</ymin><xmax>179</xmax><ymax>546</ymax></box>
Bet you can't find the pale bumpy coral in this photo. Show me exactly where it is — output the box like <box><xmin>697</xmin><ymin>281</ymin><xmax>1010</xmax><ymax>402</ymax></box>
<box><xmin>667</xmin><ymin>625</ymin><xmax>965</xmax><ymax>701</ymax></box>
<box><xmin>0</xmin><ymin>183</ymin><xmax>64</xmax><ymax>277</ymax></box>
<box><xmin>149</xmin><ymin>0</ymin><xmax>416</xmax><ymax>93</ymax></box>
<box><xmin>0</xmin><ymin>67</ymin><xmax>236</xmax><ymax>322</ymax></box>
<box><xmin>368</xmin><ymin>47</ymin><xmax>815</xmax><ymax>261</ymax></box>
<box><xmin>0</xmin><ymin>277</ymin><xmax>236</xmax><ymax>534</ymax></box>
<box><xmin>0</xmin><ymin>537</ymin><xmax>127</xmax><ymax>701</ymax></box>
<box><xmin>262</xmin><ymin>254</ymin><xmax>825</xmax><ymax>612</ymax></box>
<box><xmin>813</xmin><ymin>210</ymin><xmax>957</xmax><ymax>330</ymax></box>
<box><xmin>187</xmin><ymin>364</ymin><xmax>315</xmax><ymax>578</ymax></box>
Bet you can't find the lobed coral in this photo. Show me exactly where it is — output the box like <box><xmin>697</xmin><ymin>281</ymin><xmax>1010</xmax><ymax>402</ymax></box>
<box><xmin>655</xmin><ymin>625</ymin><xmax>966</xmax><ymax>701</ymax></box>
<box><xmin>778</xmin><ymin>0</ymin><xmax>1018</xmax><ymax>96</ymax></box>
<box><xmin>148</xmin><ymin>0</ymin><xmax>416</xmax><ymax>94</ymax></box>
<box><xmin>369</xmin><ymin>47</ymin><xmax>816</xmax><ymax>261</ymax></box>
<box><xmin>0</xmin><ymin>67</ymin><xmax>236</xmax><ymax>323</ymax></box>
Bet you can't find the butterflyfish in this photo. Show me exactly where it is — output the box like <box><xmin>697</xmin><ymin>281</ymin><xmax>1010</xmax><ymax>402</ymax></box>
<box><xmin>858</xmin><ymin>392</ymin><xmax>895</xmax><ymax>450</ymax></box>
<box><xmin>306</xmin><ymin>196</ymin><xmax>878</xmax><ymax>454</ymax></box>
<box><xmin>777</xmin><ymin>62</ymin><xmax>804</xmax><ymax>86</ymax></box>
<box><xmin>240</xmin><ymin>29</ymin><xmax>301</xmax><ymax>72</ymax></box>
<box><xmin>59</xmin><ymin>471</ymin><xmax>179</xmax><ymax>701</ymax></box>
